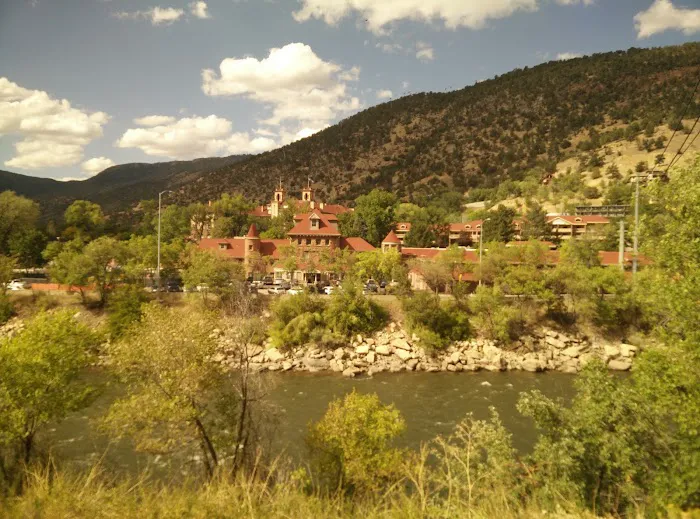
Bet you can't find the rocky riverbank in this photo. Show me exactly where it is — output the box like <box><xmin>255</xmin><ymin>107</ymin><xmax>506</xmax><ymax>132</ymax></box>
<box><xmin>215</xmin><ymin>323</ymin><xmax>638</xmax><ymax>377</ymax></box>
<box><xmin>1</xmin><ymin>316</ymin><xmax>637</xmax><ymax>376</ymax></box>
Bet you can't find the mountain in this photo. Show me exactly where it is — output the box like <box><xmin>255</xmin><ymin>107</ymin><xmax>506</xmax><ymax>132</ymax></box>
<box><xmin>0</xmin><ymin>155</ymin><xmax>250</xmax><ymax>217</ymax></box>
<box><xmin>2</xmin><ymin>42</ymin><xmax>699</xmax><ymax>216</ymax></box>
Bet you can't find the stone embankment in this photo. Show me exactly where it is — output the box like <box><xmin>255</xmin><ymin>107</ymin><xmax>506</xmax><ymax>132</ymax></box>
<box><xmin>215</xmin><ymin>323</ymin><xmax>638</xmax><ymax>377</ymax></box>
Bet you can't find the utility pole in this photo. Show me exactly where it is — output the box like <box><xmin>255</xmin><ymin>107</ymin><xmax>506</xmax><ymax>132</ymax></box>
<box><xmin>618</xmin><ymin>219</ymin><xmax>625</xmax><ymax>271</ymax></box>
<box><xmin>478</xmin><ymin>218</ymin><xmax>491</xmax><ymax>286</ymax></box>
<box><xmin>157</xmin><ymin>190</ymin><xmax>172</xmax><ymax>291</ymax></box>
<box><xmin>633</xmin><ymin>174</ymin><xmax>640</xmax><ymax>276</ymax></box>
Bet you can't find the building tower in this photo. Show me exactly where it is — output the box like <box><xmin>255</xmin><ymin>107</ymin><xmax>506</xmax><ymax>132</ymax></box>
<box><xmin>270</xmin><ymin>179</ymin><xmax>286</xmax><ymax>217</ymax></box>
<box><xmin>244</xmin><ymin>223</ymin><xmax>260</xmax><ymax>272</ymax></box>
<box><xmin>381</xmin><ymin>230</ymin><xmax>402</xmax><ymax>253</ymax></box>
<box><xmin>301</xmin><ymin>177</ymin><xmax>315</xmax><ymax>208</ymax></box>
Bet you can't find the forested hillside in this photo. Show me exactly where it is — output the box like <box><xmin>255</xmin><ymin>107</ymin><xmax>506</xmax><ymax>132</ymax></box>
<box><xmin>174</xmin><ymin>42</ymin><xmax>700</xmax><ymax>206</ymax></box>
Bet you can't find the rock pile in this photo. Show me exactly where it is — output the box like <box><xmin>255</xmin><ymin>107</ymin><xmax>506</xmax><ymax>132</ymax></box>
<box><xmin>217</xmin><ymin>323</ymin><xmax>639</xmax><ymax>377</ymax></box>
<box><xmin>0</xmin><ymin>318</ymin><xmax>24</xmax><ymax>339</ymax></box>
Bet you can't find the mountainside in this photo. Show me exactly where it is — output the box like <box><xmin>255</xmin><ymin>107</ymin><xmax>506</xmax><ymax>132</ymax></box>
<box><xmin>0</xmin><ymin>155</ymin><xmax>250</xmax><ymax>217</ymax></box>
<box><xmin>174</xmin><ymin>42</ymin><xmax>700</xmax><ymax>206</ymax></box>
<box><xmin>2</xmin><ymin>42</ymin><xmax>699</xmax><ymax>216</ymax></box>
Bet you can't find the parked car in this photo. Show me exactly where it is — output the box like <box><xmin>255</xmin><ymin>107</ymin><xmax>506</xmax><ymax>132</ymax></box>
<box><xmin>323</xmin><ymin>285</ymin><xmax>336</xmax><ymax>295</ymax></box>
<box><xmin>268</xmin><ymin>285</ymin><xmax>287</xmax><ymax>295</ymax></box>
<box><xmin>5</xmin><ymin>279</ymin><xmax>30</xmax><ymax>291</ymax></box>
<box><xmin>287</xmin><ymin>286</ymin><xmax>303</xmax><ymax>295</ymax></box>
<box><xmin>364</xmin><ymin>280</ymin><xmax>379</xmax><ymax>293</ymax></box>
<box><xmin>164</xmin><ymin>281</ymin><xmax>183</xmax><ymax>292</ymax></box>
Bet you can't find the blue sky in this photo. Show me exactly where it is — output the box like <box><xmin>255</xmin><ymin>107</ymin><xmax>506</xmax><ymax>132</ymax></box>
<box><xmin>1</xmin><ymin>0</ymin><xmax>699</xmax><ymax>180</ymax></box>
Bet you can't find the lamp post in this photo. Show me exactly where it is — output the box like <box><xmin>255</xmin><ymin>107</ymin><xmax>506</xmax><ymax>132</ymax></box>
<box><xmin>157</xmin><ymin>190</ymin><xmax>172</xmax><ymax>291</ymax></box>
<box><xmin>478</xmin><ymin>218</ymin><xmax>491</xmax><ymax>286</ymax></box>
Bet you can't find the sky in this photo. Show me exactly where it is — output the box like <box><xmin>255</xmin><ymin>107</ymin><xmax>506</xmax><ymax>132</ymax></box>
<box><xmin>1</xmin><ymin>0</ymin><xmax>699</xmax><ymax>181</ymax></box>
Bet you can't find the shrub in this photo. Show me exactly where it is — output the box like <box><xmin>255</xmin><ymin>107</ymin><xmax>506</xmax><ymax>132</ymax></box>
<box><xmin>0</xmin><ymin>293</ymin><xmax>13</xmax><ymax>324</ymax></box>
<box><xmin>469</xmin><ymin>285</ymin><xmax>525</xmax><ymax>343</ymax></box>
<box><xmin>269</xmin><ymin>293</ymin><xmax>326</xmax><ymax>348</ymax></box>
<box><xmin>107</xmin><ymin>285</ymin><xmax>150</xmax><ymax>339</ymax></box>
<box><xmin>324</xmin><ymin>282</ymin><xmax>387</xmax><ymax>337</ymax></box>
<box><xmin>401</xmin><ymin>292</ymin><xmax>471</xmax><ymax>352</ymax></box>
<box><xmin>306</xmin><ymin>390</ymin><xmax>406</xmax><ymax>494</ymax></box>
<box><xmin>583</xmin><ymin>186</ymin><xmax>600</xmax><ymax>199</ymax></box>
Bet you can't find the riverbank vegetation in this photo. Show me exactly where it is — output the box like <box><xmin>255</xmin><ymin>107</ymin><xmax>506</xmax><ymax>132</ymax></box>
<box><xmin>1</xmin><ymin>163</ymin><xmax>699</xmax><ymax>516</ymax></box>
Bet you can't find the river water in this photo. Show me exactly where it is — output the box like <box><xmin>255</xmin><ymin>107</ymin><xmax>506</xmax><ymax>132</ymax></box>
<box><xmin>43</xmin><ymin>371</ymin><xmax>578</xmax><ymax>477</ymax></box>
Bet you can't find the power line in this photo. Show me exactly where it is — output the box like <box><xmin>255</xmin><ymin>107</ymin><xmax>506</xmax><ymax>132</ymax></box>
<box><xmin>665</xmin><ymin>112</ymin><xmax>700</xmax><ymax>173</ymax></box>
<box><xmin>657</xmin><ymin>74</ymin><xmax>700</xmax><ymax>173</ymax></box>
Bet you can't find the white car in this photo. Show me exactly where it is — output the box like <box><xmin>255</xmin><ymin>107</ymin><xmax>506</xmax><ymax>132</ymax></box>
<box><xmin>287</xmin><ymin>287</ymin><xmax>303</xmax><ymax>295</ymax></box>
<box><xmin>268</xmin><ymin>285</ymin><xmax>287</xmax><ymax>295</ymax></box>
<box><xmin>6</xmin><ymin>279</ymin><xmax>30</xmax><ymax>291</ymax></box>
<box><xmin>323</xmin><ymin>285</ymin><xmax>335</xmax><ymax>295</ymax></box>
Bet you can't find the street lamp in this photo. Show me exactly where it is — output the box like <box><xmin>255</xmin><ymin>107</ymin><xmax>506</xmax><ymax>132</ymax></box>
<box><xmin>478</xmin><ymin>218</ymin><xmax>491</xmax><ymax>286</ymax></box>
<box><xmin>157</xmin><ymin>190</ymin><xmax>173</xmax><ymax>291</ymax></box>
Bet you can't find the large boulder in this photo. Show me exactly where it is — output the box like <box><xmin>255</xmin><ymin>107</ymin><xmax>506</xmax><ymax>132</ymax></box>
<box><xmin>545</xmin><ymin>335</ymin><xmax>567</xmax><ymax>349</ymax></box>
<box><xmin>366</xmin><ymin>351</ymin><xmax>376</xmax><ymax>364</ymax></box>
<box><xmin>603</xmin><ymin>344</ymin><xmax>620</xmax><ymax>360</ymax></box>
<box><xmin>561</xmin><ymin>346</ymin><xmax>584</xmax><ymax>358</ymax></box>
<box><xmin>355</xmin><ymin>344</ymin><xmax>370</xmax><ymax>355</ymax></box>
<box><xmin>265</xmin><ymin>348</ymin><xmax>285</xmax><ymax>362</ymax></box>
<box><xmin>391</xmin><ymin>338</ymin><xmax>411</xmax><ymax>351</ymax></box>
<box><xmin>304</xmin><ymin>357</ymin><xmax>329</xmax><ymax>369</ymax></box>
<box><xmin>450</xmin><ymin>351</ymin><xmax>461</xmax><ymax>364</ymax></box>
<box><xmin>608</xmin><ymin>359</ymin><xmax>632</xmax><ymax>371</ymax></box>
<box><xmin>620</xmin><ymin>344</ymin><xmax>638</xmax><ymax>358</ymax></box>
<box><xmin>376</xmin><ymin>344</ymin><xmax>392</xmax><ymax>356</ymax></box>
<box><xmin>521</xmin><ymin>357</ymin><xmax>545</xmax><ymax>372</ymax></box>
<box><xmin>395</xmin><ymin>349</ymin><xmax>412</xmax><ymax>362</ymax></box>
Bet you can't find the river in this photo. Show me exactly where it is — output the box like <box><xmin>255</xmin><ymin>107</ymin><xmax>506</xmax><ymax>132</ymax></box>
<box><xmin>42</xmin><ymin>371</ymin><xmax>578</xmax><ymax>478</ymax></box>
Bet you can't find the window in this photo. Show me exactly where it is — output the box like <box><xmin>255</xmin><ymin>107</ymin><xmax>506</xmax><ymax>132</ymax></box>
<box><xmin>218</xmin><ymin>243</ymin><xmax>228</xmax><ymax>250</ymax></box>
<box><xmin>306</xmin><ymin>238</ymin><xmax>311</xmax><ymax>245</ymax></box>
<box><xmin>297</xmin><ymin>238</ymin><xmax>302</xmax><ymax>245</ymax></box>
<box><xmin>310</xmin><ymin>218</ymin><xmax>319</xmax><ymax>230</ymax></box>
<box><xmin>248</xmin><ymin>244</ymin><xmax>253</xmax><ymax>251</ymax></box>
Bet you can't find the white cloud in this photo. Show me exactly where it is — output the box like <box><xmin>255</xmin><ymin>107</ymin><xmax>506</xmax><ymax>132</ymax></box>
<box><xmin>556</xmin><ymin>52</ymin><xmax>582</xmax><ymax>60</ymax></box>
<box><xmin>339</xmin><ymin>65</ymin><xmax>361</xmax><ymax>81</ymax></box>
<box><xmin>634</xmin><ymin>0</ymin><xmax>700</xmax><ymax>38</ymax></box>
<box><xmin>402</xmin><ymin>81</ymin><xmax>410</xmax><ymax>89</ymax></box>
<box><xmin>81</xmin><ymin>157</ymin><xmax>115</xmax><ymax>175</ymax></box>
<box><xmin>254</xmin><ymin>128</ymin><xmax>278</xmax><ymax>137</ymax></box>
<box><xmin>416</xmin><ymin>41</ymin><xmax>435</xmax><ymax>61</ymax></box>
<box><xmin>279</xmin><ymin>126</ymin><xmax>329</xmax><ymax>145</ymax></box>
<box><xmin>116</xmin><ymin>115</ymin><xmax>277</xmax><ymax>159</ymax></box>
<box><xmin>376</xmin><ymin>89</ymin><xmax>393</xmax><ymax>99</ymax></box>
<box><xmin>377</xmin><ymin>42</ymin><xmax>404</xmax><ymax>54</ymax></box>
<box><xmin>189</xmin><ymin>1</ymin><xmax>210</xmax><ymax>19</ymax></box>
<box><xmin>0</xmin><ymin>77</ymin><xmax>109</xmax><ymax>170</ymax></box>
<box><xmin>133</xmin><ymin>115</ymin><xmax>177</xmax><ymax>126</ymax></box>
<box><xmin>113</xmin><ymin>6</ymin><xmax>185</xmax><ymax>25</ymax></box>
<box><xmin>554</xmin><ymin>0</ymin><xmax>594</xmax><ymax>5</ymax></box>
<box><xmin>201</xmin><ymin>42</ymin><xmax>361</xmax><ymax>127</ymax></box>
<box><xmin>293</xmin><ymin>0</ymin><xmax>540</xmax><ymax>33</ymax></box>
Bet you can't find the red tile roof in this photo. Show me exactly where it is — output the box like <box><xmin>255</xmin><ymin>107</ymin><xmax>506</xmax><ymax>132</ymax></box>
<box><xmin>259</xmin><ymin>239</ymin><xmax>289</xmax><ymax>259</ymax></box>
<box><xmin>320</xmin><ymin>203</ymin><xmax>351</xmax><ymax>215</ymax></box>
<box><xmin>340</xmin><ymin>237</ymin><xmax>375</xmax><ymax>252</ymax></box>
<box><xmin>248</xmin><ymin>205</ymin><xmax>270</xmax><ymax>217</ymax></box>
<box><xmin>547</xmin><ymin>215</ymin><xmax>610</xmax><ymax>225</ymax></box>
<box><xmin>199</xmin><ymin>238</ymin><xmax>246</xmax><ymax>259</ymax></box>
<box><xmin>246</xmin><ymin>223</ymin><xmax>259</xmax><ymax>238</ymax></box>
<box><xmin>382</xmin><ymin>230</ymin><xmax>401</xmax><ymax>244</ymax></box>
<box><xmin>449</xmin><ymin>221</ymin><xmax>483</xmax><ymax>233</ymax></box>
<box><xmin>395</xmin><ymin>222</ymin><xmax>412</xmax><ymax>232</ymax></box>
<box><xmin>288</xmin><ymin>212</ymin><xmax>341</xmax><ymax>236</ymax></box>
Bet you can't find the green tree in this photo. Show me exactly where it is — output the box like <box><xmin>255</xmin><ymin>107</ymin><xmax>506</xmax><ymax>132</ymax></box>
<box><xmin>0</xmin><ymin>255</ymin><xmax>16</xmax><ymax>296</ymax></box>
<box><xmin>324</xmin><ymin>281</ymin><xmax>387</xmax><ymax>337</ymax></box>
<box><xmin>347</xmin><ymin>189</ymin><xmax>398</xmax><ymax>246</ymax></box>
<box><xmin>482</xmin><ymin>206</ymin><xmax>516</xmax><ymax>243</ymax></box>
<box><xmin>522</xmin><ymin>201</ymin><xmax>551</xmax><ymax>241</ymax></box>
<box><xmin>307</xmin><ymin>391</ymin><xmax>406</xmax><ymax>493</ymax></box>
<box><xmin>50</xmin><ymin>237</ymin><xmax>127</xmax><ymax>306</ymax></box>
<box><xmin>0</xmin><ymin>311</ymin><xmax>98</xmax><ymax>488</ymax></box>
<box><xmin>63</xmin><ymin>200</ymin><xmax>105</xmax><ymax>239</ymax></box>
<box><xmin>181</xmin><ymin>247</ymin><xmax>244</xmax><ymax>301</ymax></box>
<box><xmin>8</xmin><ymin>229</ymin><xmax>47</xmax><ymax>268</ymax></box>
<box><xmin>0</xmin><ymin>191</ymin><xmax>40</xmax><ymax>256</ymax></box>
<box><xmin>102</xmin><ymin>306</ymin><xmax>266</xmax><ymax>479</ymax></box>
<box><xmin>211</xmin><ymin>194</ymin><xmax>255</xmax><ymax>238</ymax></box>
